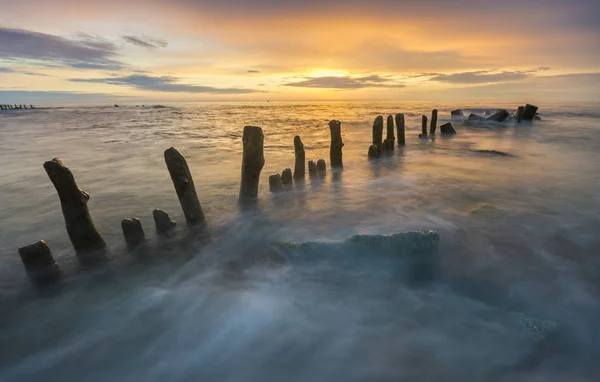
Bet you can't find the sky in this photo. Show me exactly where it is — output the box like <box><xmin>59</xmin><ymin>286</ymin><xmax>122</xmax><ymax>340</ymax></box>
<box><xmin>0</xmin><ymin>0</ymin><xmax>599</xmax><ymax>103</ymax></box>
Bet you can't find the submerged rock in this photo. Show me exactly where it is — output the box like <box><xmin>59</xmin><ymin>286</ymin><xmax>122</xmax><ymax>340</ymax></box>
<box><xmin>440</xmin><ymin>122</ymin><xmax>457</xmax><ymax>134</ymax></box>
<box><xmin>486</xmin><ymin>109</ymin><xmax>510</xmax><ymax>122</ymax></box>
<box><xmin>280</xmin><ymin>231</ymin><xmax>440</xmax><ymax>257</ymax></box>
<box><xmin>451</xmin><ymin>109</ymin><xmax>464</xmax><ymax>119</ymax></box>
<box><xmin>469</xmin><ymin>149</ymin><xmax>515</xmax><ymax>157</ymax></box>
<box><xmin>522</xmin><ymin>104</ymin><xmax>539</xmax><ymax>121</ymax></box>
<box><xmin>467</xmin><ymin>113</ymin><xmax>485</xmax><ymax>122</ymax></box>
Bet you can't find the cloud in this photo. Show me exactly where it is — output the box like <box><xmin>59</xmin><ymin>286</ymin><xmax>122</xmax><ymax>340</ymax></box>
<box><xmin>284</xmin><ymin>75</ymin><xmax>405</xmax><ymax>89</ymax></box>
<box><xmin>122</xmin><ymin>35</ymin><xmax>168</xmax><ymax>49</ymax></box>
<box><xmin>0</xmin><ymin>67</ymin><xmax>16</xmax><ymax>73</ymax></box>
<box><xmin>430</xmin><ymin>70</ymin><xmax>531</xmax><ymax>84</ymax></box>
<box><xmin>0</xmin><ymin>27</ymin><xmax>123</xmax><ymax>70</ymax></box>
<box><xmin>69</xmin><ymin>74</ymin><xmax>260</xmax><ymax>94</ymax></box>
<box><xmin>247</xmin><ymin>70</ymin><xmax>261</xmax><ymax>73</ymax></box>
<box><xmin>0</xmin><ymin>66</ymin><xmax>50</xmax><ymax>76</ymax></box>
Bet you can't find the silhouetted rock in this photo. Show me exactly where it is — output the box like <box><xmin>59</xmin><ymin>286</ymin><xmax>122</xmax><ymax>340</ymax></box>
<box><xmin>469</xmin><ymin>149</ymin><xmax>514</xmax><ymax>157</ymax></box>
<box><xmin>522</xmin><ymin>104</ymin><xmax>538</xmax><ymax>121</ymax></box>
<box><xmin>451</xmin><ymin>109</ymin><xmax>464</xmax><ymax>119</ymax></box>
<box><xmin>486</xmin><ymin>109</ymin><xmax>510</xmax><ymax>122</ymax></box>
<box><xmin>467</xmin><ymin>113</ymin><xmax>485</xmax><ymax>121</ymax></box>
<box><xmin>440</xmin><ymin>122</ymin><xmax>457</xmax><ymax>134</ymax></box>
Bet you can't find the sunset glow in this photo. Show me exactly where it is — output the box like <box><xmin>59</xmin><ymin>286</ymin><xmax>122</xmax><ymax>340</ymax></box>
<box><xmin>1</xmin><ymin>0</ymin><xmax>599</xmax><ymax>103</ymax></box>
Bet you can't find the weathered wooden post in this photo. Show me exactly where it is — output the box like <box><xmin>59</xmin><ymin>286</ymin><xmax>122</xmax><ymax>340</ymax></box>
<box><xmin>44</xmin><ymin>158</ymin><xmax>107</xmax><ymax>260</ymax></box>
<box><xmin>308</xmin><ymin>160</ymin><xmax>318</xmax><ymax>179</ymax></box>
<box><xmin>368</xmin><ymin>145</ymin><xmax>379</xmax><ymax>159</ymax></box>
<box><xmin>372</xmin><ymin>116</ymin><xmax>384</xmax><ymax>154</ymax></box>
<box><xmin>395</xmin><ymin>114</ymin><xmax>405</xmax><ymax>146</ymax></box>
<box><xmin>19</xmin><ymin>240</ymin><xmax>60</xmax><ymax>285</ymax></box>
<box><xmin>384</xmin><ymin>115</ymin><xmax>395</xmax><ymax>151</ymax></box>
<box><xmin>328</xmin><ymin>120</ymin><xmax>344</xmax><ymax>168</ymax></box>
<box><xmin>269</xmin><ymin>174</ymin><xmax>284</xmax><ymax>192</ymax></box>
<box><xmin>293</xmin><ymin>136</ymin><xmax>305</xmax><ymax>181</ymax></box>
<box><xmin>239</xmin><ymin>126</ymin><xmax>265</xmax><ymax>202</ymax></box>
<box><xmin>153</xmin><ymin>209</ymin><xmax>176</xmax><ymax>235</ymax></box>
<box><xmin>164</xmin><ymin>147</ymin><xmax>205</xmax><ymax>226</ymax></box>
<box><xmin>281</xmin><ymin>168</ymin><xmax>293</xmax><ymax>187</ymax></box>
<box><xmin>430</xmin><ymin>109</ymin><xmax>438</xmax><ymax>134</ymax></box>
<box><xmin>421</xmin><ymin>115</ymin><xmax>428</xmax><ymax>137</ymax></box>
<box><xmin>121</xmin><ymin>218</ymin><xmax>145</xmax><ymax>250</ymax></box>
<box><xmin>317</xmin><ymin>159</ymin><xmax>326</xmax><ymax>177</ymax></box>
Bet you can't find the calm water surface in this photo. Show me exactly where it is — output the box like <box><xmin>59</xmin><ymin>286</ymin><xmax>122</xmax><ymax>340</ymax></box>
<box><xmin>0</xmin><ymin>102</ymin><xmax>598</xmax><ymax>381</ymax></box>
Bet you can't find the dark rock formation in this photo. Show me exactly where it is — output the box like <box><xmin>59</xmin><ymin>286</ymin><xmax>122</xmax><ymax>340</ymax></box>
<box><xmin>440</xmin><ymin>122</ymin><xmax>457</xmax><ymax>134</ymax></box>
<box><xmin>486</xmin><ymin>109</ymin><xmax>510</xmax><ymax>122</ymax></box>
<box><xmin>18</xmin><ymin>240</ymin><xmax>60</xmax><ymax>285</ymax></box>
<box><xmin>372</xmin><ymin>116</ymin><xmax>384</xmax><ymax>154</ymax></box>
<box><xmin>395</xmin><ymin>114</ymin><xmax>405</xmax><ymax>146</ymax></box>
<box><xmin>515</xmin><ymin>106</ymin><xmax>525</xmax><ymax>123</ymax></box>
<box><xmin>239</xmin><ymin>126</ymin><xmax>265</xmax><ymax>202</ymax></box>
<box><xmin>43</xmin><ymin>158</ymin><xmax>106</xmax><ymax>261</ymax></box>
<box><xmin>293</xmin><ymin>136</ymin><xmax>305</xmax><ymax>180</ymax></box>
<box><xmin>308</xmin><ymin>160</ymin><xmax>318</xmax><ymax>179</ymax></box>
<box><xmin>467</xmin><ymin>113</ymin><xmax>485</xmax><ymax>122</ymax></box>
<box><xmin>383</xmin><ymin>115</ymin><xmax>395</xmax><ymax>151</ymax></box>
<box><xmin>328</xmin><ymin>120</ymin><xmax>344</xmax><ymax>168</ymax></box>
<box><xmin>451</xmin><ymin>109</ymin><xmax>464</xmax><ymax>119</ymax></box>
<box><xmin>164</xmin><ymin>147</ymin><xmax>205</xmax><ymax>225</ymax></box>
<box><xmin>281</xmin><ymin>168</ymin><xmax>293</xmax><ymax>186</ymax></box>
<box><xmin>421</xmin><ymin>115</ymin><xmax>428</xmax><ymax>136</ymax></box>
<box><xmin>153</xmin><ymin>209</ymin><xmax>176</xmax><ymax>235</ymax></box>
<box><xmin>121</xmin><ymin>218</ymin><xmax>145</xmax><ymax>250</ymax></box>
<box><xmin>469</xmin><ymin>149</ymin><xmax>514</xmax><ymax>157</ymax></box>
<box><xmin>430</xmin><ymin>109</ymin><xmax>438</xmax><ymax>134</ymax></box>
<box><xmin>269</xmin><ymin>174</ymin><xmax>284</xmax><ymax>192</ymax></box>
<box><xmin>317</xmin><ymin>159</ymin><xmax>326</xmax><ymax>176</ymax></box>
<box><xmin>522</xmin><ymin>104</ymin><xmax>538</xmax><ymax>121</ymax></box>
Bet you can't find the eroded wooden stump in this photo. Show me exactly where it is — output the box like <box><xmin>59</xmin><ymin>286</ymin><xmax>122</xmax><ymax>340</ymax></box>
<box><xmin>153</xmin><ymin>209</ymin><xmax>176</xmax><ymax>236</ymax></box>
<box><xmin>121</xmin><ymin>218</ymin><xmax>145</xmax><ymax>250</ymax></box>
<box><xmin>293</xmin><ymin>136</ymin><xmax>305</xmax><ymax>180</ymax></box>
<box><xmin>515</xmin><ymin>106</ymin><xmax>525</xmax><ymax>123</ymax></box>
<box><xmin>240</xmin><ymin>126</ymin><xmax>265</xmax><ymax>202</ymax></box>
<box><xmin>281</xmin><ymin>168</ymin><xmax>293</xmax><ymax>187</ymax></box>
<box><xmin>164</xmin><ymin>147</ymin><xmax>205</xmax><ymax>225</ymax></box>
<box><xmin>317</xmin><ymin>159</ymin><xmax>326</xmax><ymax>177</ymax></box>
<box><xmin>372</xmin><ymin>116</ymin><xmax>384</xmax><ymax>154</ymax></box>
<box><xmin>395</xmin><ymin>114</ymin><xmax>405</xmax><ymax>146</ymax></box>
<box><xmin>269</xmin><ymin>174</ymin><xmax>284</xmax><ymax>192</ymax></box>
<box><xmin>328</xmin><ymin>120</ymin><xmax>344</xmax><ymax>168</ymax></box>
<box><xmin>44</xmin><ymin>158</ymin><xmax>106</xmax><ymax>261</ymax></box>
<box><xmin>19</xmin><ymin>240</ymin><xmax>60</xmax><ymax>285</ymax></box>
<box><xmin>308</xmin><ymin>160</ymin><xmax>318</xmax><ymax>179</ymax></box>
<box><xmin>421</xmin><ymin>115</ymin><xmax>428</xmax><ymax>137</ymax></box>
<box><xmin>368</xmin><ymin>144</ymin><xmax>379</xmax><ymax>159</ymax></box>
<box><xmin>383</xmin><ymin>115</ymin><xmax>395</xmax><ymax>151</ymax></box>
<box><xmin>430</xmin><ymin>109</ymin><xmax>438</xmax><ymax>134</ymax></box>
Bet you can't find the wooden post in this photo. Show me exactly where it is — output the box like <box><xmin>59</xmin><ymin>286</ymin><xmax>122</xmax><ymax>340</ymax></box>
<box><xmin>293</xmin><ymin>136</ymin><xmax>305</xmax><ymax>181</ymax></box>
<box><xmin>317</xmin><ymin>159</ymin><xmax>326</xmax><ymax>177</ymax></box>
<box><xmin>308</xmin><ymin>160</ymin><xmax>318</xmax><ymax>179</ymax></box>
<box><xmin>269</xmin><ymin>174</ymin><xmax>284</xmax><ymax>192</ymax></box>
<box><xmin>368</xmin><ymin>145</ymin><xmax>379</xmax><ymax>159</ymax></box>
<box><xmin>328</xmin><ymin>120</ymin><xmax>344</xmax><ymax>168</ymax></box>
<box><xmin>153</xmin><ymin>209</ymin><xmax>176</xmax><ymax>235</ymax></box>
<box><xmin>372</xmin><ymin>116</ymin><xmax>384</xmax><ymax>154</ymax></box>
<box><xmin>395</xmin><ymin>114</ymin><xmax>405</xmax><ymax>146</ymax></box>
<box><xmin>239</xmin><ymin>126</ymin><xmax>265</xmax><ymax>201</ymax></box>
<box><xmin>281</xmin><ymin>168</ymin><xmax>293</xmax><ymax>187</ymax></box>
<box><xmin>430</xmin><ymin>109</ymin><xmax>438</xmax><ymax>134</ymax></box>
<box><xmin>421</xmin><ymin>115</ymin><xmax>428</xmax><ymax>137</ymax></box>
<box><xmin>121</xmin><ymin>218</ymin><xmax>145</xmax><ymax>250</ymax></box>
<box><xmin>19</xmin><ymin>240</ymin><xmax>60</xmax><ymax>285</ymax></box>
<box><xmin>164</xmin><ymin>147</ymin><xmax>205</xmax><ymax>225</ymax></box>
<box><xmin>43</xmin><ymin>158</ymin><xmax>106</xmax><ymax>259</ymax></box>
<box><xmin>383</xmin><ymin>115</ymin><xmax>395</xmax><ymax>151</ymax></box>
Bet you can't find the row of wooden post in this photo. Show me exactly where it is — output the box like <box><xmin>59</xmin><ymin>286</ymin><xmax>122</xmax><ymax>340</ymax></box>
<box><xmin>18</xmin><ymin>120</ymin><xmax>345</xmax><ymax>285</ymax></box>
<box><xmin>0</xmin><ymin>104</ymin><xmax>34</xmax><ymax>110</ymax></box>
<box><xmin>369</xmin><ymin>113</ymin><xmax>406</xmax><ymax>158</ymax></box>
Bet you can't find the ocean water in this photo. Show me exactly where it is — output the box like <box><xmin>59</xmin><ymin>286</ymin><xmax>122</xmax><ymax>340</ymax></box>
<box><xmin>0</xmin><ymin>102</ymin><xmax>599</xmax><ymax>381</ymax></box>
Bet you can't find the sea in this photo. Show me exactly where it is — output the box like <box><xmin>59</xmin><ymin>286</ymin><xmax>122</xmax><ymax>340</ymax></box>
<box><xmin>0</xmin><ymin>102</ymin><xmax>598</xmax><ymax>381</ymax></box>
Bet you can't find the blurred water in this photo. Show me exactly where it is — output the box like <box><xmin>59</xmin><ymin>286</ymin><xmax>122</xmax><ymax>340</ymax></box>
<box><xmin>0</xmin><ymin>102</ymin><xmax>599</xmax><ymax>381</ymax></box>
